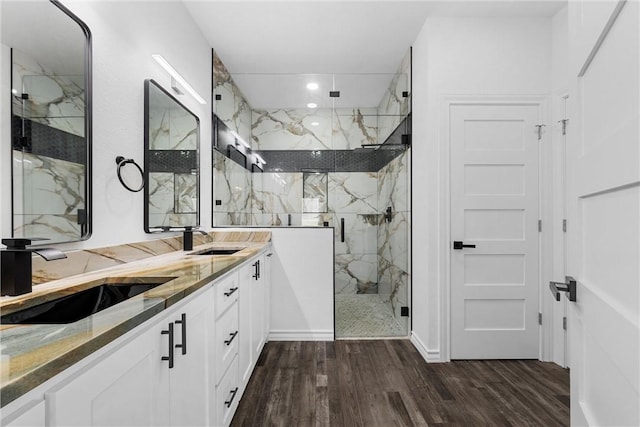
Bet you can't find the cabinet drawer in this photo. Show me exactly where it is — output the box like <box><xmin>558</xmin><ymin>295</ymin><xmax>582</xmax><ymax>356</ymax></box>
<box><xmin>216</xmin><ymin>356</ymin><xmax>240</xmax><ymax>427</ymax></box>
<box><xmin>215</xmin><ymin>300</ymin><xmax>239</xmax><ymax>385</ymax></box>
<box><xmin>215</xmin><ymin>273</ymin><xmax>239</xmax><ymax>317</ymax></box>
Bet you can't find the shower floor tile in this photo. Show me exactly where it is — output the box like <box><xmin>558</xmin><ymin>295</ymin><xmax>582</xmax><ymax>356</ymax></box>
<box><xmin>335</xmin><ymin>294</ymin><xmax>406</xmax><ymax>338</ymax></box>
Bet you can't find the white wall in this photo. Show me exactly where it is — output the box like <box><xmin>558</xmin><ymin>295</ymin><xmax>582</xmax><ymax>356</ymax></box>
<box><xmin>269</xmin><ymin>227</ymin><xmax>334</xmax><ymax>340</ymax></box>
<box><xmin>549</xmin><ymin>6</ymin><xmax>569</xmax><ymax>367</ymax></box>
<box><xmin>411</xmin><ymin>16</ymin><xmax>552</xmax><ymax>362</ymax></box>
<box><xmin>1</xmin><ymin>1</ymin><xmax>212</xmax><ymax>250</ymax></box>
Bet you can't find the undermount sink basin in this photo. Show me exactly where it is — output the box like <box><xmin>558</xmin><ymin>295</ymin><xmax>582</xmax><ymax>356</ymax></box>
<box><xmin>0</xmin><ymin>277</ymin><xmax>175</xmax><ymax>325</ymax></box>
<box><xmin>189</xmin><ymin>248</ymin><xmax>241</xmax><ymax>256</ymax></box>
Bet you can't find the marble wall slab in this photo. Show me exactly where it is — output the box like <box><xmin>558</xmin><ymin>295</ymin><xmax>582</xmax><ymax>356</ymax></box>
<box><xmin>377</xmin><ymin>256</ymin><xmax>409</xmax><ymax>327</ymax></box>
<box><xmin>252</xmin><ymin>172</ymin><xmax>303</xmax><ymax>214</ymax></box>
<box><xmin>332</xmin><ymin>108</ymin><xmax>378</xmax><ymax>149</ymax></box>
<box><xmin>251</xmin><ymin>108</ymin><xmax>333</xmax><ymax>151</ymax></box>
<box><xmin>148</xmin><ymin>104</ymin><xmax>198</xmax><ymax>150</ymax></box>
<box><xmin>213</xmin><ymin>151</ymin><xmax>251</xmax><ymax>219</ymax></box>
<box><xmin>175</xmin><ymin>174</ymin><xmax>198</xmax><ymax>213</ymax></box>
<box><xmin>378</xmin><ymin>150</ymin><xmax>409</xmax><ymax>213</ymax></box>
<box><xmin>335</xmin><ymin>254</ymin><xmax>378</xmax><ymax>294</ymax></box>
<box><xmin>213</xmin><ymin>51</ymin><xmax>252</xmax><ymax>145</ymax></box>
<box><xmin>251</xmin><ymin>107</ymin><xmax>380</xmax><ymax>151</ymax></box>
<box><xmin>303</xmin><ymin>172</ymin><xmax>328</xmax><ymax>213</ymax></box>
<box><xmin>328</xmin><ymin>172</ymin><xmax>378</xmax><ymax>214</ymax></box>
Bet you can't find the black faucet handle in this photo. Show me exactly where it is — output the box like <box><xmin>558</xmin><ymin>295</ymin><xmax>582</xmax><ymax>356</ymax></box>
<box><xmin>2</xmin><ymin>237</ymin><xmax>49</xmax><ymax>249</ymax></box>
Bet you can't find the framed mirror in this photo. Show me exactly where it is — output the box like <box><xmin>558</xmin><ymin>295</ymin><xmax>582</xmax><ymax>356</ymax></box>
<box><xmin>3</xmin><ymin>0</ymin><xmax>92</xmax><ymax>244</ymax></box>
<box><xmin>144</xmin><ymin>79</ymin><xmax>200</xmax><ymax>232</ymax></box>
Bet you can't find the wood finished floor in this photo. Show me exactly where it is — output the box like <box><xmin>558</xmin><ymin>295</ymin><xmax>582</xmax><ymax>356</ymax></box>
<box><xmin>231</xmin><ymin>340</ymin><xmax>570</xmax><ymax>427</ymax></box>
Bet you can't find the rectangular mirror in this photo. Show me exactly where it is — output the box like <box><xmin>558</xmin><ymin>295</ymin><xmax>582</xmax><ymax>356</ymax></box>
<box><xmin>144</xmin><ymin>79</ymin><xmax>200</xmax><ymax>232</ymax></box>
<box><xmin>3</xmin><ymin>0</ymin><xmax>92</xmax><ymax>244</ymax></box>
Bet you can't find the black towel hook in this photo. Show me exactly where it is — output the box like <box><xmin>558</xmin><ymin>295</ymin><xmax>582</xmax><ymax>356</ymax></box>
<box><xmin>115</xmin><ymin>156</ymin><xmax>144</xmax><ymax>192</ymax></box>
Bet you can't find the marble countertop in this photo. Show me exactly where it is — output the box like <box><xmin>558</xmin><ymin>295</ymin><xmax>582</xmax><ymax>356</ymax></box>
<box><xmin>0</xmin><ymin>238</ymin><xmax>271</xmax><ymax>407</ymax></box>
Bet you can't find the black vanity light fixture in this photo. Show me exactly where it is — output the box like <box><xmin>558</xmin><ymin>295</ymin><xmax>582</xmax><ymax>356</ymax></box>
<box><xmin>152</xmin><ymin>54</ymin><xmax>207</xmax><ymax>105</ymax></box>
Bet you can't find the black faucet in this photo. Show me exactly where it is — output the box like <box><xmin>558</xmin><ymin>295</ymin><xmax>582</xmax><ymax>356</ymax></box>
<box><xmin>183</xmin><ymin>227</ymin><xmax>210</xmax><ymax>251</ymax></box>
<box><xmin>1</xmin><ymin>238</ymin><xmax>67</xmax><ymax>296</ymax></box>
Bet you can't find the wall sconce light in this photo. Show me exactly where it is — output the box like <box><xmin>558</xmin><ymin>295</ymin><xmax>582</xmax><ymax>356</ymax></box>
<box><xmin>152</xmin><ymin>54</ymin><xmax>207</xmax><ymax>105</ymax></box>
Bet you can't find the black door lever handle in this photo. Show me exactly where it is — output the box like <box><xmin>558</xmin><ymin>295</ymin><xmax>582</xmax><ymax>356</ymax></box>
<box><xmin>453</xmin><ymin>241</ymin><xmax>476</xmax><ymax>250</ymax></box>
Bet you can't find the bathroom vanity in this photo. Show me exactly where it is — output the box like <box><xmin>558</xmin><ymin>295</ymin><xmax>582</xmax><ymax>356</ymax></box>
<box><xmin>0</xmin><ymin>235</ymin><xmax>272</xmax><ymax>427</ymax></box>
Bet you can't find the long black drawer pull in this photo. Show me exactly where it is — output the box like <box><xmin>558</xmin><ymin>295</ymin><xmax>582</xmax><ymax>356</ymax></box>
<box><xmin>161</xmin><ymin>322</ymin><xmax>174</xmax><ymax>369</ymax></box>
<box><xmin>341</xmin><ymin>218</ymin><xmax>345</xmax><ymax>242</ymax></box>
<box><xmin>224</xmin><ymin>287</ymin><xmax>238</xmax><ymax>297</ymax></box>
<box><xmin>224</xmin><ymin>331</ymin><xmax>238</xmax><ymax>346</ymax></box>
<box><xmin>225</xmin><ymin>387</ymin><xmax>239</xmax><ymax>407</ymax></box>
<box><xmin>174</xmin><ymin>313</ymin><xmax>187</xmax><ymax>355</ymax></box>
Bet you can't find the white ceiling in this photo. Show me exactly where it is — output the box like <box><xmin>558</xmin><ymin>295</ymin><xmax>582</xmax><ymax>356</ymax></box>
<box><xmin>184</xmin><ymin>0</ymin><xmax>566</xmax><ymax>108</ymax></box>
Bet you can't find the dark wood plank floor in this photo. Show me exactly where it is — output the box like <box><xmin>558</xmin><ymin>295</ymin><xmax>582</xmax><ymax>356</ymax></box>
<box><xmin>231</xmin><ymin>340</ymin><xmax>570</xmax><ymax>427</ymax></box>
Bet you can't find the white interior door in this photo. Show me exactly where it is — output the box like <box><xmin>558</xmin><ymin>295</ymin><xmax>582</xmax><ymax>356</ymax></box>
<box><xmin>450</xmin><ymin>101</ymin><xmax>541</xmax><ymax>359</ymax></box>
<box><xmin>567</xmin><ymin>1</ymin><xmax>639</xmax><ymax>425</ymax></box>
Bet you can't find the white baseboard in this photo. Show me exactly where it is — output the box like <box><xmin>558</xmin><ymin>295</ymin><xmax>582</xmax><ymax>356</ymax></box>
<box><xmin>268</xmin><ymin>330</ymin><xmax>334</xmax><ymax>341</ymax></box>
<box><xmin>410</xmin><ymin>332</ymin><xmax>443</xmax><ymax>363</ymax></box>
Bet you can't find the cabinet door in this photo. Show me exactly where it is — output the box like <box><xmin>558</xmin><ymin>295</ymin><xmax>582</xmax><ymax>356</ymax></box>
<box><xmin>169</xmin><ymin>288</ymin><xmax>213</xmax><ymax>426</ymax></box>
<box><xmin>263</xmin><ymin>252</ymin><xmax>272</xmax><ymax>344</ymax></box>
<box><xmin>251</xmin><ymin>255</ymin><xmax>266</xmax><ymax>363</ymax></box>
<box><xmin>238</xmin><ymin>259</ymin><xmax>254</xmax><ymax>389</ymax></box>
<box><xmin>2</xmin><ymin>399</ymin><xmax>45</xmax><ymax>427</ymax></box>
<box><xmin>47</xmin><ymin>319</ymin><xmax>171</xmax><ymax>426</ymax></box>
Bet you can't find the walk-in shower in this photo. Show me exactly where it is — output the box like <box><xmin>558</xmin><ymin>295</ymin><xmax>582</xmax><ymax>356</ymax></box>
<box><xmin>211</xmin><ymin>49</ymin><xmax>412</xmax><ymax>338</ymax></box>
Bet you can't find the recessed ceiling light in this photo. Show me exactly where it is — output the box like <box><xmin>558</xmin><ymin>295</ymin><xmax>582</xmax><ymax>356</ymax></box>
<box><xmin>311</xmin><ymin>122</ymin><xmax>319</xmax><ymax>126</ymax></box>
<box><xmin>307</xmin><ymin>103</ymin><xmax>317</xmax><ymax>109</ymax></box>
<box><xmin>306</xmin><ymin>82</ymin><xmax>319</xmax><ymax>90</ymax></box>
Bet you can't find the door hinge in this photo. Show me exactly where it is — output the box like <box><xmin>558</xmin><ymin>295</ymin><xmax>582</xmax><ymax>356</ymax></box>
<box><xmin>535</xmin><ymin>124</ymin><xmax>546</xmax><ymax>141</ymax></box>
<box><xmin>558</xmin><ymin>118</ymin><xmax>569</xmax><ymax>135</ymax></box>
<box><xmin>538</xmin><ymin>220</ymin><xmax>542</xmax><ymax>232</ymax></box>
<box><xmin>401</xmin><ymin>306</ymin><xmax>410</xmax><ymax>317</ymax></box>
<box><xmin>562</xmin><ymin>219</ymin><xmax>567</xmax><ymax>233</ymax></box>
<box><xmin>538</xmin><ymin>312</ymin><xmax>542</xmax><ymax>325</ymax></box>
<box><xmin>562</xmin><ymin>316</ymin><xmax>567</xmax><ymax>330</ymax></box>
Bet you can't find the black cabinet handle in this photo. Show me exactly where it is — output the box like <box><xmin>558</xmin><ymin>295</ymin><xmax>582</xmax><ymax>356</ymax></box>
<box><xmin>252</xmin><ymin>260</ymin><xmax>259</xmax><ymax>280</ymax></box>
<box><xmin>549</xmin><ymin>276</ymin><xmax>577</xmax><ymax>302</ymax></box>
<box><xmin>174</xmin><ymin>313</ymin><xmax>187</xmax><ymax>355</ymax></box>
<box><xmin>453</xmin><ymin>241</ymin><xmax>476</xmax><ymax>250</ymax></box>
<box><xmin>224</xmin><ymin>331</ymin><xmax>238</xmax><ymax>346</ymax></box>
<box><xmin>340</xmin><ymin>218</ymin><xmax>345</xmax><ymax>242</ymax></box>
<box><xmin>161</xmin><ymin>322</ymin><xmax>174</xmax><ymax>369</ymax></box>
<box><xmin>224</xmin><ymin>287</ymin><xmax>238</xmax><ymax>297</ymax></box>
<box><xmin>225</xmin><ymin>387</ymin><xmax>239</xmax><ymax>407</ymax></box>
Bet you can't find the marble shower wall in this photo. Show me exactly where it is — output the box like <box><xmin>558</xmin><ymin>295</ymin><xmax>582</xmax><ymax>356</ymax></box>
<box><xmin>213</xmin><ymin>150</ymin><xmax>252</xmax><ymax>226</ymax></box>
<box><xmin>251</xmin><ymin>107</ymin><xmax>378</xmax><ymax>151</ymax></box>
<box><xmin>213</xmin><ymin>50</ymin><xmax>251</xmax><ymax>145</ymax></box>
<box><xmin>377</xmin><ymin>149</ymin><xmax>410</xmax><ymax>326</ymax></box>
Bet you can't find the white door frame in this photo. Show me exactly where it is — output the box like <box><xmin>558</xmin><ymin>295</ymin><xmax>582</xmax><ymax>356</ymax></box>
<box><xmin>440</xmin><ymin>94</ymin><xmax>551</xmax><ymax>362</ymax></box>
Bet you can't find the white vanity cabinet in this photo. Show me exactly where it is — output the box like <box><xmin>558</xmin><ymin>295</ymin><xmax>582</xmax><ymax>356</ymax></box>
<box><xmin>46</xmin><ymin>285</ymin><xmax>214</xmax><ymax>427</ymax></box>
<box><xmin>0</xmin><ymin>247</ymin><xmax>272</xmax><ymax>427</ymax></box>
<box><xmin>1</xmin><ymin>399</ymin><xmax>45</xmax><ymax>427</ymax></box>
<box><xmin>238</xmin><ymin>253</ymin><xmax>270</xmax><ymax>393</ymax></box>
